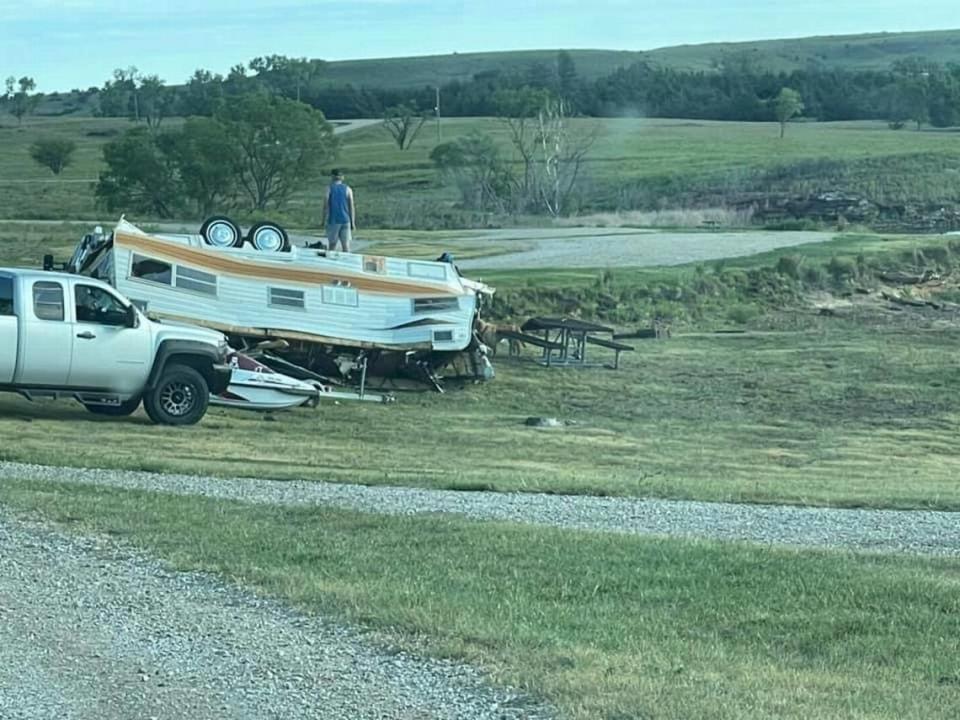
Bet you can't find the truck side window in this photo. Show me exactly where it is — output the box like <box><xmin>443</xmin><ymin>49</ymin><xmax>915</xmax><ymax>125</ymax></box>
<box><xmin>33</xmin><ymin>281</ymin><xmax>64</xmax><ymax>321</ymax></box>
<box><xmin>75</xmin><ymin>284</ymin><xmax>127</xmax><ymax>325</ymax></box>
<box><xmin>0</xmin><ymin>277</ymin><xmax>13</xmax><ymax>316</ymax></box>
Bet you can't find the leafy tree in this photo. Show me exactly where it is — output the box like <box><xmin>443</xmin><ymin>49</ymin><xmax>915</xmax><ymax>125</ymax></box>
<box><xmin>383</xmin><ymin>104</ymin><xmax>427</xmax><ymax>151</ymax></box>
<box><xmin>773</xmin><ymin>87</ymin><xmax>804</xmax><ymax>138</ymax></box>
<box><xmin>557</xmin><ymin>51</ymin><xmax>579</xmax><ymax>107</ymax></box>
<box><xmin>248</xmin><ymin>55</ymin><xmax>326</xmax><ymax>102</ymax></box>
<box><xmin>28</xmin><ymin>138</ymin><xmax>77</xmax><ymax>175</ymax></box>
<box><xmin>97</xmin><ymin>67</ymin><xmax>138</xmax><ymax>118</ymax></box>
<box><xmin>95</xmin><ymin>127</ymin><xmax>182</xmax><ymax>217</ymax></box>
<box><xmin>5</xmin><ymin>76</ymin><xmax>40</xmax><ymax>125</ymax></box>
<box><xmin>137</xmin><ymin>75</ymin><xmax>173</xmax><ymax>129</ymax></box>
<box><xmin>217</xmin><ymin>94</ymin><xmax>337</xmax><ymax>210</ymax></box>
<box><xmin>430</xmin><ymin>132</ymin><xmax>512</xmax><ymax>211</ymax></box>
<box><xmin>224</xmin><ymin>64</ymin><xmax>251</xmax><ymax>96</ymax></box>
<box><xmin>166</xmin><ymin>118</ymin><xmax>241</xmax><ymax>215</ymax></box>
<box><xmin>181</xmin><ymin>69</ymin><xmax>225</xmax><ymax>116</ymax></box>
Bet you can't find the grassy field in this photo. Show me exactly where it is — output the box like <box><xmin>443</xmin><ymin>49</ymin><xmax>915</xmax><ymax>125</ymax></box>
<box><xmin>4</xmin><ymin>224</ymin><xmax>960</xmax><ymax>510</ymax></box>
<box><xmin>2</xmin><ymin>480</ymin><xmax>958</xmax><ymax>720</ymax></box>
<box><xmin>3</xmin><ymin>114</ymin><xmax>960</xmax><ymax>229</ymax></box>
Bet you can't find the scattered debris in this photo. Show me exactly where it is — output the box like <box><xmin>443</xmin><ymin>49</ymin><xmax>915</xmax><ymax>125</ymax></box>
<box><xmin>524</xmin><ymin>417</ymin><xmax>564</xmax><ymax>428</ymax></box>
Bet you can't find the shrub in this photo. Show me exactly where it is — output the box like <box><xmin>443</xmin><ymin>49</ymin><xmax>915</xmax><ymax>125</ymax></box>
<box><xmin>727</xmin><ymin>303</ymin><xmax>760</xmax><ymax>325</ymax></box>
<box><xmin>775</xmin><ymin>254</ymin><xmax>803</xmax><ymax>280</ymax></box>
<box><xmin>28</xmin><ymin>138</ymin><xmax>77</xmax><ymax>175</ymax></box>
<box><xmin>826</xmin><ymin>256</ymin><xmax>856</xmax><ymax>284</ymax></box>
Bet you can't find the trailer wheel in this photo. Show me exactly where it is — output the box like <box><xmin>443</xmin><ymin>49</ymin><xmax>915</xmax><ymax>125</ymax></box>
<box><xmin>200</xmin><ymin>216</ymin><xmax>243</xmax><ymax>249</ymax></box>
<box><xmin>143</xmin><ymin>364</ymin><xmax>210</xmax><ymax>426</ymax></box>
<box><xmin>83</xmin><ymin>396</ymin><xmax>142</xmax><ymax>417</ymax></box>
<box><xmin>247</xmin><ymin>221</ymin><xmax>290</xmax><ymax>253</ymax></box>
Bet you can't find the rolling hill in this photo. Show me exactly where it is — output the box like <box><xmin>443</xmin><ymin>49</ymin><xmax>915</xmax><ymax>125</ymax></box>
<box><xmin>316</xmin><ymin>29</ymin><xmax>960</xmax><ymax>89</ymax></box>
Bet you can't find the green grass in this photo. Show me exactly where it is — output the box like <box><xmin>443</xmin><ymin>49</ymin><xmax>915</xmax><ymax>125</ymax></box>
<box><xmin>4</xmin><ymin>114</ymin><xmax>960</xmax><ymax>229</ymax></box>
<box><xmin>2</xmin><ymin>480</ymin><xmax>958</xmax><ymax>720</ymax></box>
<box><xmin>337</xmin><ymin>117</ymin><xmax>960</xmax><ymax>226</ymax></box>
<box><xmin>4</xmin><ymin>314</ymin><xmax>960</xmax><ymax>509</ymax></box>
<box><xmin>4</xmin><ymin>224</ymin><xmax>960</xmax><ymax>509</ymax></box>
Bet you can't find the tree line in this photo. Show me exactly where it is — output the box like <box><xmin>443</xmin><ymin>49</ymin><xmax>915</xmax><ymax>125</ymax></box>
<box><xmin>7</xmin><ymin>51</ymin><xmax>960</xmax><ymax>128</ymax></box>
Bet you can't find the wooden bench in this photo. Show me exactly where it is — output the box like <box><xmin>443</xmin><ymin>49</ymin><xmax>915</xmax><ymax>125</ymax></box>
<box><xmin>498</xmin><ymin>329</ymin><xmax>565</xmax><ymax>364</ymax></box>
<box><xmin>585</xmin><ymin>336</ymin><xmax>635</xmax><ymax>369</ymax></box>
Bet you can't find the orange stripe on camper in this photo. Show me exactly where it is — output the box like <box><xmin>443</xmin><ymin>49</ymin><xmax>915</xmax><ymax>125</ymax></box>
<box><xmin>115</xmin><ymin>232</ymin><xmax>460</xmax><ymax>297</ymax></box>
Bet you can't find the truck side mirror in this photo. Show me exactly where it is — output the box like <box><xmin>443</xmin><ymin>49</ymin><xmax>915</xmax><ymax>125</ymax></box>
<box><xmin>125</xmin><ymin>305</ymin><xmax>138</xmax><ymax>328</ymax></box>
<box><xmin>43</xmin><ymin>254</ymin><xmax>54</xmax><ymax>272</ymax></box>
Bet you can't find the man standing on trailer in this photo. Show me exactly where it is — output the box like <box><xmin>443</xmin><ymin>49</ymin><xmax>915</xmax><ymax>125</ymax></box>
<box><xmin>322</xmin><ymin>168</ymin><xmax>356</xmax><ymax>252</ymax></box>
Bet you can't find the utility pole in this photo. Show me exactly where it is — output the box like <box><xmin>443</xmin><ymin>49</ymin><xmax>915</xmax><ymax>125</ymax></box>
<box><xmin>434</xmin><ymin>86</ymin><xmax>441</xmax><ymax>140</ymax></box>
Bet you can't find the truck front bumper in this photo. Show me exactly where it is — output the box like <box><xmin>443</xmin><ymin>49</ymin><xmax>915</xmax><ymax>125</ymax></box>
<box><xmin>210</xmin><ymin>363</ymin><xmax>232</xmax><ymax>395</ymax></box>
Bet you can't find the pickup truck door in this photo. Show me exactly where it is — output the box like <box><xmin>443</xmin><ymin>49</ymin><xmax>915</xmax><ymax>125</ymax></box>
<box><xmin>68</xmin><ymin>282</ymin><xmax>152</xmax><ymax>392</ymax></box>
<box><xmin>0</xmin><ymin>275</ymin><xmax>16</xmax><ymax>384</ymax></box>
<box><xmin>16</xmin><ymin>279</ymin><xmax>74</xmax><ymax>386</ymax></box>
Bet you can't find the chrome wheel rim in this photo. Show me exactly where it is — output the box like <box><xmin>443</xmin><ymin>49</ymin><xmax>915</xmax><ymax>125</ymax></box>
<box><xmin>207</xmin><ymin>221</ymin><xmax>238</xmax><ymax>247</ymax></box>
<box><xmin>253</xmin><ymin>227</ymin><xmax>284</xmax><ymax>252</ymax></box>
<box><xmin>159</xmin><ymin>382</ymin><xmax>195</xmax><ymax>417</ymax></box>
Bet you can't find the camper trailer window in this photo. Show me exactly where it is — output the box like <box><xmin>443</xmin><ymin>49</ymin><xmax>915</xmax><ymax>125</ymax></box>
<box><xmin>414</xmin><ymin>297</ymin><xmax>459</xmax><ymax>313</ymax></box>
<box><xmin>268</xmin><ymin>287</ymin><xmax>305</xmax><ymax>309</ymax></box>
<box><xmin>176</xmin><ymin>266</ymin><xmax>218</xmax><ymax>296</ymax></box>
<box><xmin>322</xmin><ymin>286</ymin><xmax>359</xmax><ymax>307</ymax></box>
<box><xmin>131</xmin><ymin>255</ymin><xmax>172</xmax><ymax>285</ymax></box>
<box><xmin>32</xmin><ymin>281</ymin><xmax>64</xmax><ymax>321</ymax></box>
<box><xmin>407</xmin><ymin>262</ymin><xmax>447</xmax><ymax>281</ymax></box>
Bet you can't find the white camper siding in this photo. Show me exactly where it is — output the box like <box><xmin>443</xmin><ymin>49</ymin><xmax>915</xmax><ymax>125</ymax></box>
<box><xmin>112</xmin><ymin>243</ymin><xmax>476</xmax><ymax>350</ymax></box>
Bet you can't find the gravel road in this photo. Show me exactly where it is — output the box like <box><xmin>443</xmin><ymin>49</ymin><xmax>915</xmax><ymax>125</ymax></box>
<box><xmin>0</xmin><ymin>507</ymin><xmax>550</xmax><ymax>720</ymax></box>
<box><xmin>456</xmin><ymin>228</ymin><xmax>834</xmax><ymax>270</ymax></box>
<box><xmin>2</xmin><ymin>461</ymin><xmax>958</xmax><ymax>557</ymax></box>
<box><xmin>2</xmin><ymin>215</ymin><xmax>835</xmax><ymax>271</ymax></box>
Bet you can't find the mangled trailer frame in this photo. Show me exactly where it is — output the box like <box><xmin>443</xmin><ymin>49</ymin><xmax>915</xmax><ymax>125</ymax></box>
<box><xmin>59</xmin><ymin>218</ymin><xmax>495</xmax><ymax>394</ymax></box>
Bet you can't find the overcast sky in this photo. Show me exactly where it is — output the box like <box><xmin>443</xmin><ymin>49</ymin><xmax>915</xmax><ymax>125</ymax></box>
<box><xmin>3</xmin><ymin>0</ymin><xmax>959</xmax><ymax>92</ymax></box>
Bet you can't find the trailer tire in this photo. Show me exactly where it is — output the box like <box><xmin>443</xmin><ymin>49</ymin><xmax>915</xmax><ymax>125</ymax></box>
<box><xmin>200</xmin><ymin>216</ymin><xmax>243</xmax><ymax>249</ymax></box>
<box><xmin>143</xmin><ymin>364</ymin><xmax>210</xmax><ymax>426</ymax></box>
<box><xmin>247</xmin><ymin>221</ymin><xmax>290</xmax><ymax>252</ymax></box>
<box><xmin>83</xmin><ymin>396</ymin><xmax>142</xmax><ymax>417</ymax></box>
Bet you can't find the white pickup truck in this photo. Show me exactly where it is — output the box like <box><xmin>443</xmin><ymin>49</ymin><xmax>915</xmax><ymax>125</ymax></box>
<box><xmin>0</xmin><ymin>268</ymin><xmax>231</xmax><ymax>425</ymax></box>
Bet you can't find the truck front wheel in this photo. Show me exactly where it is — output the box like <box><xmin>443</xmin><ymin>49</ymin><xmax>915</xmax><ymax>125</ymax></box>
<box><xmin>143</xmin><ymin>364</ymin><xmax>210</xmax><ymax>426</ymax></box>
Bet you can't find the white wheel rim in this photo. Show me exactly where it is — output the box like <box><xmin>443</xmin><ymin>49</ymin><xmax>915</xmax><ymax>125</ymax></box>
<box><xmin>207</xmin><ymin>222</ymin><xmax>238</xmax><ymax>247</ymax></box>
<box><xmin>253</xmin><ymin>227</ymin><xmax>284</xmax><ymax>252</ymax></box>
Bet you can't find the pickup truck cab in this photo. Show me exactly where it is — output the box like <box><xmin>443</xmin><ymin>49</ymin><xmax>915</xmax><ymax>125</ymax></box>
<box><xmin>0</xmin><ymin>268</ymin><xmax>231</xmax><ymax>425</ymax></box>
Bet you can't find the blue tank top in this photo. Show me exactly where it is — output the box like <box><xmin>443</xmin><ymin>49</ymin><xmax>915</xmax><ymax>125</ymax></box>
<box><xmin>328</xmin><ymin>182</ymin><xmax>351</xmax><ymax>224</ymax></box>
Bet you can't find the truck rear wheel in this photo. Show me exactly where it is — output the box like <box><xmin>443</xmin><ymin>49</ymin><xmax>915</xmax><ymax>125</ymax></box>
<box><xmin>83</xmin><ymin>396</ymin><xmax>142</xmax><ymax>417</ymax></box>
<box><xmin>143</xmin><ymin>364</ymin><xmax>210</xmax><ymax>426</ymax></box>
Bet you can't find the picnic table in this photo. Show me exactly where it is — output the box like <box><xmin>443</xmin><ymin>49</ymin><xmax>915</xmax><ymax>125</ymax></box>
<box><xmin>520</xmin><ymin>317</ymin><xmax>634</xmax><ymax>369</ymax></box>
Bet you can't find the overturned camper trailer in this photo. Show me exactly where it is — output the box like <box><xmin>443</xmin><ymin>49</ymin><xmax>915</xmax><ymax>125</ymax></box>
<box><xmin>61</xmin><ymin>218</ymin><xmax>495</xmax><ymax>391</ymax></box>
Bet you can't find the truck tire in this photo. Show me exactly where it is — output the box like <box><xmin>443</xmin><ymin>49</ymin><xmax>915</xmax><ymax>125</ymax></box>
<box><xmin>143</xmin><ymin>364</ymin><xmax>210</xmax><ymax>426</ymax></box>
<box><xmin>83</xmin><ymin>396</ymin><xmax>142</xmax><ymax>417</ymax></box>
